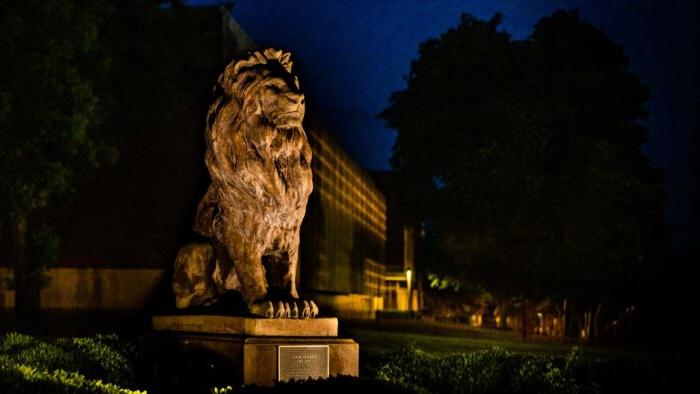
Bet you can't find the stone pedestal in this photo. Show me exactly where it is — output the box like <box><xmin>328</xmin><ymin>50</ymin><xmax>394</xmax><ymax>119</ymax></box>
<box><xmin>141</xmin><ymin>315</ymin><xmax>359</xmax><ymax>389</ymax></box>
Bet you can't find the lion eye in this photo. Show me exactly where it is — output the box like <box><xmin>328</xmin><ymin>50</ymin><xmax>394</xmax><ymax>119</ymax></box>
<box><xmin>266</xmin><ymin>79</ymin><xmax>287</xmax><ymax>90</ymax></box>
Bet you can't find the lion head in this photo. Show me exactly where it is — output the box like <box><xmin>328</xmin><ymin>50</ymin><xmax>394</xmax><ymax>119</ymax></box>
<box><xmin>213</xmin><ymin>48</ymin><xmax>305</xmax><ymax>131</ymax></box>
<box><xmin>204</xmin><ymin>48</ymin><xmax>310</xmax><ymax>174</ymax></box>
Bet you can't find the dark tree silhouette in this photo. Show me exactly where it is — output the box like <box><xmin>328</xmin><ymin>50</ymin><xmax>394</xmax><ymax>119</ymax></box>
<box><xmin>1</xmin><ymin>0</ymin><xmax>233</xmax><ymax>319</ymax></box>
<box><xmin>0</xmin><ymin>0</ymin><xmax>115</xmax><ymax>320</ymax></box>
<box><xmin>381</xmin><ymin>10</ymin><xmax>667</xmax><ymax>338</ymax></box>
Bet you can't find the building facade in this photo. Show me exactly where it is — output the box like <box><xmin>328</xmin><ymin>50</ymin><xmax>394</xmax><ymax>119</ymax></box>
<box><xmin>300</xmin><ymin>122</ymin><xmax>388</xmax><ymax>317</ymax></box>
<box><xmin>371</xmin><ymin>171</ymin><xmax>418</xmax><ymax>313</ymax></box>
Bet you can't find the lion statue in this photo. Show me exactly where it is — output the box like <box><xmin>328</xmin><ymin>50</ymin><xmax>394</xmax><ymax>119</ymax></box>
<box><xmin>172</xmin><ymin>48</ymin><xmax>317</xmax><ymax>319</ymax></box>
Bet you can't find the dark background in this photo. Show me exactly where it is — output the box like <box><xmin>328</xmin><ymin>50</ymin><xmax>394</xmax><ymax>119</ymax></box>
<box><xmin>190</xmin><ymin>0</ymin><xmax>698</xmax><ymax>250</ymax></box>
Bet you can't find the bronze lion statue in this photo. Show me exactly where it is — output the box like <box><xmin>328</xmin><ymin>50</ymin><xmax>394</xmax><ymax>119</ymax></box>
<box><xmin>172</xmin><ymin>49</ymin><xmax>317</xmax><ymax>319</ymax></box>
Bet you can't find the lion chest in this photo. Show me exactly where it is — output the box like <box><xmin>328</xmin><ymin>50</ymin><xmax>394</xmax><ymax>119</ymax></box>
<box><xmin>219</xmin><ymin>157</ymin><xmax>311</xmax><ymax>228</ymax></box>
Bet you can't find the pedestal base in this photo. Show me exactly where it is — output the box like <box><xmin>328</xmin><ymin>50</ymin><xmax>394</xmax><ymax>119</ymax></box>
<box><xmin>141</xmin><ymin>316</ymin><xmax>359</xmax><ymax>389</ymax></box>
<box><xmin>152</xmin><ymin>314</ymin><xmax>339</xmax><ymax>337</ymax></box>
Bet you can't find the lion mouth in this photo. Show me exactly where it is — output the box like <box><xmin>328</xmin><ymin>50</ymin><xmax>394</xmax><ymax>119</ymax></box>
<box><xmin>272</xmin><ymin>112</ymin><xmax>303</xmax><ymax>128</ymax></box>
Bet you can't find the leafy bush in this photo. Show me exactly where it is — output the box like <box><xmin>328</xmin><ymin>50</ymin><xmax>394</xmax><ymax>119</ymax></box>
<box><xmin>62</xmin><ymin>335</ymin><xmax>136</xmax><ymax>386</ymax></box>
<box><xmin>0</xmin><ymin>333</ymin><xmax>139</xmax><ymax>393</ymax></box>
<box><xmin>0</xmin><ymin>358</ymin><xmax>143</xmax><ymax>394</ymax></box>
<box><xmin>372</xmin><ymin>346</ymin><xmax>616</xmax><ymax>394</ymax></box>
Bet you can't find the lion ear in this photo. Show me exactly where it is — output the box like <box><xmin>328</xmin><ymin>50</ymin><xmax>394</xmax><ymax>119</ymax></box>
<box><xmin>253</xmin><ymin>51</ymin><xmax>268</xmax><ymax>64</ymax></box>
<box><xmin>221</xmin><ymin>62</ymin><xmax>237</xmax><ymax>89</ymax></box>
<box><xmin>280</xmin><ymin>52</ymin><xmax>293</xmax><ymax>72</ymax></box>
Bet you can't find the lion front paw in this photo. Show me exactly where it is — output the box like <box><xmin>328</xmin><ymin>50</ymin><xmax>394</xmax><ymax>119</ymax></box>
<box><xmin>300</xmin><ymin>300</ymin><xmax>319</xmax><ymax>319</ymax></box>
<box><xmin>249</xmin><ymin>300</ymin><xmax>275</xmax><ymax>318</ymax></box>
<box><xmin>249</xmin><ymin>299</ymin><xmax>318</xmax><ymax>319</ymax></box>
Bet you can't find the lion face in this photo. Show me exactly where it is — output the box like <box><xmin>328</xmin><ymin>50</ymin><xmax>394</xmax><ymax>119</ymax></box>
<box><xmin>217</xmin><ymin>49</ymin><xmax>306</xmax><ymax>130</ymax></box>
<box><xmin>256</xmin><ymin>72</ymin><xmax>305</xmax><ymax>129</ymax></box>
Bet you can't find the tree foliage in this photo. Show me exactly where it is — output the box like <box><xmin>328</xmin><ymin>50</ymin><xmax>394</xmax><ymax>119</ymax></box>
<box><xmin>0</xmin><ymin>0</ymin><xmax>114</xmax><ymax>216</ymax></box>
<box><xmin>381</xmin><ymin>11</ymin><xmax>666</xmax><ymax>308</ymax></box>
<box><xmin>1</xmin><ymin>0</ymin><xmax>226</xmax><ymax>317</ymax></box>
<box><xmin>0</xmin><ymin>0</ymin><xmax>115</xmax><ymax>316</ymax></box>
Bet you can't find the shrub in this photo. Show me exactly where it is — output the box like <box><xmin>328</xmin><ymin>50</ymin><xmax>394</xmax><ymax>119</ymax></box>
<box><xmin>57</xmin><ymin>335</ymin><xmax>136</xmax><ymax>386</ymax></box>
<box><xmin>0</xmin><ymin>358</ymin><xmax>143</xmax><ymax>394</ymax></box>
<box><xmin>372</xmin><ymin>347</ymin><xmax>601</xmax><ymax>394</ymax></box>
<box><xmin>0</xmin><ymin>332</ymin><xmax>138</xmax><ymax>392</ymax></box>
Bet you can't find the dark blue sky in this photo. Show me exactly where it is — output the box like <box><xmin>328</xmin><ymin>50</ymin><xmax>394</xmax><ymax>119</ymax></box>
<box><xmin>189</xmin><ymin>0</ymin><xmax>698</xmax><ymax>247</ymax></box>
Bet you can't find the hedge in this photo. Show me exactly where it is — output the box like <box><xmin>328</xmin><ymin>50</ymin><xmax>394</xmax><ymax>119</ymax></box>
<box><xmin>371</xmin><ymin>346</ymin><xmax>651</xmax><ymax>394</ymax></box>
<box><xmin>0</xmin><ymin>357</ymin><xmax>143</xmax><ymax>394</ymax></box>
<box><xmin>0</xmin><ymin>332</ymin><xmax>141</xmax><ymax>394</ymax></box>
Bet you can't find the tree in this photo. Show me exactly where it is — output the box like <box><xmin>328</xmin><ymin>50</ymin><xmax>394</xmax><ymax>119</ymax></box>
<box><xmin>0</xmin><ymin>1</ymin><xmax>114</xmax><ymax>320</ymax></box>
<box><xmin>381</xmin><ymin>11</ymin><xmax>666</xmax><ymax>338</ymax></box>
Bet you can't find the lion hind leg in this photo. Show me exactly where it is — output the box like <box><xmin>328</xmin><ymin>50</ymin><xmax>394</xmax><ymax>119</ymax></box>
<box><xmin>172</xmin><ymin>242</ymin><xmax>218</xmax><ymax>309</ymax></box>
<box><xmin>211</xmin><ymin>242</ymin><xmax>241</xmax><ymax>292</ymax></box>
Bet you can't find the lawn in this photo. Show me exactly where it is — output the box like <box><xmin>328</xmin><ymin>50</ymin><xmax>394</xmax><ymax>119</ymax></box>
<box><xmin>347</xmin><ymin>327</ymin><xmax>646</xmax><ymax>364</ymax></box>
<box><xmin>344</xmin><ymin>328</ymin><xmax>659</xmax><ymax>393</ymax></box>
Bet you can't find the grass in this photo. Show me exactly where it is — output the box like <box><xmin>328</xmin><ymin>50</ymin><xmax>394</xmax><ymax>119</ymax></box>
<box><xmin>347</xmin><ymin>328</ymin><xmax>646</xmax><ymax>363</ymax></box>
<box><xmin>350</xmin><ymin>327</ymin><xmax>657</xmax><ymax>392</ymax></box>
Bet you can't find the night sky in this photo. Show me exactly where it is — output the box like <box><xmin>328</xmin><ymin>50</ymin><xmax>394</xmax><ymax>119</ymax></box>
<box><xmin>188</xmin><ymin>0</ymin><xmax>699</xmax><ymax>248</ymax></box>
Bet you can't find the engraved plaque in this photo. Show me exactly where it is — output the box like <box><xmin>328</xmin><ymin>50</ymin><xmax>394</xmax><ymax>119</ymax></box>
<box><xmin>278</xmin><ymin>345</ymin><xmax>329</xmax><ymax>381</ymax></box>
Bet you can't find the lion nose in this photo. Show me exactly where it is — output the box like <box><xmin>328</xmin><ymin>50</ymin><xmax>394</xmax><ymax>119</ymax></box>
<box><xmin>286</xmin><ymin>92</ymin><xmax>304</xmax><ymax>106</ymax></box>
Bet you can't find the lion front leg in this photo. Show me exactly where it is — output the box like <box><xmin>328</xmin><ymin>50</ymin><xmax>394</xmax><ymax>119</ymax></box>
<box><xmin>231</xmin><ymin>247</ymin><xmax>317</xmax><ymax>319</ymax></box>
<box><xmin>261</xmin><ymin>248</ymin><xmax>318</xmax><ymax>319</ymax></box>
<box><xmin>287</xmin><ymin>249</ymin><xmax>319</xmax><ymax>319</ymax></box>
<box><xmin>242</xmin><ymin>254</ymin><xmax>302</xmax><ymax>319</ymax></box>
<box><xmin>223</xmin><ymin>247</ymin><xmax>289</xmax><ymax>319</ymax></box>
<box><xmin>229</xmin><ymin>248</ymin><xmax>270</xmax><ymax>314</ymax></box>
